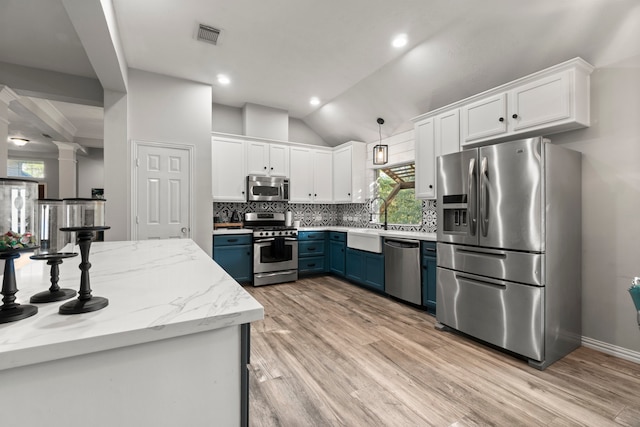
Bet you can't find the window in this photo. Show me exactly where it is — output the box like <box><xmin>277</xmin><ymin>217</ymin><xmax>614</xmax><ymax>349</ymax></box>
<box><xmin>373</xmin><ymin>163</ymin><xmax>422</xmax><ymax>225</ymax></box>
<box><xmin>7</xmin><ymin>160</ymin><xmax>45</xmax><ymax>179</ymax></box>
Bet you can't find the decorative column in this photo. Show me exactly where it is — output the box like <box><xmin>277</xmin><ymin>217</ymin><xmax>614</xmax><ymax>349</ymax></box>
<box><xmin>0</xmin><ymin>85</ymin><xmax>19</xmax><ymax>178</ymax></box>
<box><xmin>53</xmin><ymin>141</ymin><xmax>80</xmax><ymax>198</ymax></box>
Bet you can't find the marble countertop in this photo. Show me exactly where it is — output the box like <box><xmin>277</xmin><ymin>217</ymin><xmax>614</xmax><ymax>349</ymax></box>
<box><xmin>0</xmin><ymin>239</ymin><xmax>264</xmax><ymax>371</ymax></box>
<box><xmin>213</xmin><ymin>226</ymin><xmax>436</xmax><ymax>241</ymax></box>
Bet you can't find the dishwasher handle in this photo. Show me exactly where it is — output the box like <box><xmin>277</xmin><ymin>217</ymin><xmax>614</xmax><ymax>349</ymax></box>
<box><xmin>384</xmin><ymin>238</ymin><xmax>420</xmax><ymax>249</ymax></box>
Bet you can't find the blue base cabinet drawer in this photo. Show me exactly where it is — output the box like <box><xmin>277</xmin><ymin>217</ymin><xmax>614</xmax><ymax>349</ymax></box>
<box><xmin>299</xmin><ymin>240</ymin><xmax>325</xmax><ymax>257</ymax></box>
<box><xmin>214</xmin><ymin>234</ymin><xmax>252</xmax><ymax>246</ymax></box>
<box><xmin>299</xmin><ymin>256</ymin><xmax>326</xmax><ymax>274</ymax></box>
<box><xmin>298</xmin><ymin>231</ymin><xmax>327</xmax><ymax>275</ymax></box>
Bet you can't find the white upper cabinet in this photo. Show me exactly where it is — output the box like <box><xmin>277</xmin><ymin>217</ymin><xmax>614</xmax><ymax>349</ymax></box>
<box><xmin>212</xmin><ymin>137</ymin><xmax>247</xmax><ymax>202</ymax></box>
<box><xmin>509</xmin><ymin>71</ymin><xmax>571</xmax><ymax>132</ymax></box>
<box><xmin>333</xmin><ymin>141</ymin><xmax>366</xmax><ymax>203</ymax></box>
<box><xmin>289</xmin><ymin>147</ymin><xmax>314</xmax><ymax>203</ymax></box>
<box><xmin>461</xmin><ymin>93</ymin><xmax>508</xmax><ymax>142</ymax></box>
<box><xmin>414</xmin><ymin>117</ymin><xmax>436</xmax><ymax>199</ymax></box>
<box><xmin>460</xmin><ymin>58</ymin><xmax>593</xmax><ymax>147</ymax></box>
<box><xmin>246</xmin><ymin>141</ymin><xmax>289</xmax><ymax>177</ymax></box>
<box><xmin>313</xmin><ymin>150</ymin><xmax>333</xmax><ymax>203</ymax></box>
<box><xmin>414</xmin><ymin>108</ymin><xmax>461</xmax><ymax>200</ymax></box>
<box><xmin>435</xmin><ymin>108</ymin><xmax>461</xmax><ymax>157</ymax></box>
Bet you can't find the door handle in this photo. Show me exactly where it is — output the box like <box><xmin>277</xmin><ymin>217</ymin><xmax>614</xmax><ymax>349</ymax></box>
<box><xmin>468</xmin><ymin>157</ymin><xmax>476</xmax><ymax>236</ymax></box>
<box><xmin>480</xmin><ymin>157</ymin><xmax>488</xmax><ymax>237</ymax></box>
<box><xmin>181</xmin><ymin>227</ymin><xmax>188</xmax><ymax>233</ymax></box>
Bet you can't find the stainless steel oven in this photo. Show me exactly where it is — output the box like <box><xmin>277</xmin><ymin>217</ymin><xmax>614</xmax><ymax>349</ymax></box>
<box><xmin>245</xmin><ymin>212</ymin><xmax>298</xmax><ymax>286</ymax></box>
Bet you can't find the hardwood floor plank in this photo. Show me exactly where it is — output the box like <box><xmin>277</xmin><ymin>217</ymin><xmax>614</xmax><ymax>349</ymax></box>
<box><xmin>245</xmin><ymin>277</ymin><xmax>640</xmax><ymax>426</ymax></box>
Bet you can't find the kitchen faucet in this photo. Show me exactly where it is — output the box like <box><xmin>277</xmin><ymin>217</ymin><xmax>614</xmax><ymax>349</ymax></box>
<box><xmin>370</xmin><ymin>196</ymin><xmax>388</xmax><ymax>230</ymax></box>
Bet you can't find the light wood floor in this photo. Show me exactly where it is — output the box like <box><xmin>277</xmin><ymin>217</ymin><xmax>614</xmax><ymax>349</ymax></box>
<box><xmin>245</xmin><ymin>275</ymin><xmax>640</xmax><ymax>426</ymax></box>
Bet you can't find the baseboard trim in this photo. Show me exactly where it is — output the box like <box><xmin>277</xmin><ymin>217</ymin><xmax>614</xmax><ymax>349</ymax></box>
<box><xmin>582</xmin><ymin>336</ymin><xmax>640</xmax><ymax>364</ymax></box>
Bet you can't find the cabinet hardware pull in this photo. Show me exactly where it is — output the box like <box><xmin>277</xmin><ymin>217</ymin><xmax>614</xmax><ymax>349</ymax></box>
<box><xmin>498</xmin><ymin>117</ymin><xmax>504</xmax><ymax>122</ymax></box>
<box><xmin>308</xmin><ymin>247</ymin><xmax>316</xmax><ymax>251</ymax></box>
<box><xmin>264</xmin><ymin>166</ymin><xmax>267</xmax><ymax>170</ymax></box>
<box><xmin>228</xmin><ymin>238</ymin><xmax>238</xmax><ymax>243</ymax></box>
<box><xmin>308</xmin><ymin>263</ymin><xmax>316</xmax><ymax>267</ymax></box>
<box><xmin>512</xmin><ymin>114</ymin><xmax>518</xmax><ymax>119</ymax></box>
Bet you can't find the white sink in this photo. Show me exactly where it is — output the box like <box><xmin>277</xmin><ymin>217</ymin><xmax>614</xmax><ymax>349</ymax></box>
<box><xmin>347</xmin><ymin>229</ymin><xmax>383</xmax><ymax>253</ymax></box>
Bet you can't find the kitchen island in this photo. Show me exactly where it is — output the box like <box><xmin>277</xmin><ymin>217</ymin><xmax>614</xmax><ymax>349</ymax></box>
<box><xmin>0</xmin><ymin>239</ymin><xmax>263</xmax><ymax>426</ymax></box>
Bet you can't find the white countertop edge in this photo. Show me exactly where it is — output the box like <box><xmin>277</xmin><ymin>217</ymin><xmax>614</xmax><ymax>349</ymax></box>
<box><xmin>1</xmin><ymin>306</ymin><xmax>264</xmax><ymax>371</ymax></box>
<box><xmin>213</xmin><ymin>226</ymin><xmax>436</xmax><ymax>241</ymax></box>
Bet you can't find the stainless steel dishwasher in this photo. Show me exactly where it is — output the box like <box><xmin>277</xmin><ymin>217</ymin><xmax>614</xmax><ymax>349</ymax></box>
<box><xmin>384</xmin><ymin>238</ymin><xmax>421</xmax><ymax>304</ymax></box>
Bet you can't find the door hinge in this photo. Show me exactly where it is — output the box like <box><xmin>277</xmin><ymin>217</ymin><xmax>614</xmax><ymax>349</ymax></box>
<box><xmin>136</xmin><ymin>216</ymin><xmax>139</xmax><ymax>224</ymax></box>
<box><xmin>135</xmin><ymin>158</ymin><xmax>140</xmax><ymax>167</ymax></box>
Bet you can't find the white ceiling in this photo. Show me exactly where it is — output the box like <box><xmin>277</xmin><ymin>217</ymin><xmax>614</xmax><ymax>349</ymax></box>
<box><xmin>2</xmin><ymin>0</ymin><xmax>640</xmax><ymax>151</ymax></box>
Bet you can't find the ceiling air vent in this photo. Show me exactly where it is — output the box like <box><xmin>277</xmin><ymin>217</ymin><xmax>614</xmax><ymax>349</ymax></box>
<box><xmin>197</xmin><ymin>24</ymin><xmax>221</xmax><ymax>45</ymax></box>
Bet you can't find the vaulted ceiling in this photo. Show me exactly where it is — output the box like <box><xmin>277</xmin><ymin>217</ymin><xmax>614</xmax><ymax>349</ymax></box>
<box><xmin>2</xmin><ymin>0</ymin><xmax>639</xmax><ymax>152</ymax></box>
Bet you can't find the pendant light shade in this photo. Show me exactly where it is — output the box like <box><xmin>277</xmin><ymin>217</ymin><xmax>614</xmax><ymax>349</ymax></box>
<box><xmin>373</xmin><ymin>118</ymin><xmax>388</xmax><ymax>165</ymax></box>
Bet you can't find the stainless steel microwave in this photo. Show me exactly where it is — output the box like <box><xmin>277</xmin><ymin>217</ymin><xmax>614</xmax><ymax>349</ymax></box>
<box><xmin>246</xmin><ymin>175</ymin><xmax>289</xmax><ymax>202</ymax></box>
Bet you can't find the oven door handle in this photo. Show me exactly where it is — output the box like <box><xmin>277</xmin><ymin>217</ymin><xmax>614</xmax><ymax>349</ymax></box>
<box><xmin>254</xmin><ymin>237</ymin><xmax>298</xmax><ymax>243</ymax></box>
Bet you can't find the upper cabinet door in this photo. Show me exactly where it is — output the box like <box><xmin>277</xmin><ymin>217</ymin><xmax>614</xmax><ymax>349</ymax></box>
<box><xmin>212</xmin><ymin>138</ymin><xmax>246</xmax><ymax>202</ymax></box>
<box><xmin>333</xmin><ymin>146</ymin><xmax>352</xmax><ymax>203</ymax></box>
<box><xmin>313</xmin><ymin>150</ymin><xmax>333</xmax><ymax>203</ymax></box>
<box><xmin>246</xmin><ymin>141</ymin><xmax>269</xmax><ymax>176</ymax></box>
<box><xmin>461</xmin><ymin>93</ymin><xmax>508</xmax><ymax>144</ymax></box>
<box><xmin>436</xmin><ymin>109</ymin><xmax>460</xmax><ymax>156</ymax></box>
<box><xmin>509</xmin><ymin>70</ymin><xmax>571</xmax><ymax>132</ymax></box>
<box><xmin>414</xmin><ymin>117</ymin><xmax>436</xmax><ymax>199</ymax></box>
<box><xmin>289</xmin><ymin>147</ymin><xmax>313</xmax><ymax>203</ymax></box>
<box><xmin>269</xmin><ymin>144</ymin><xmax>289</xmax><ymax>177</ymax></box>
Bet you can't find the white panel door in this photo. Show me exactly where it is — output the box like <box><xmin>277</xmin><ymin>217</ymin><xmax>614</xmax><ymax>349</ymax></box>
<box><xmin>136</xmin><ymin>144</ymin><xmax>190</xmax><ymax>240</ymax></box>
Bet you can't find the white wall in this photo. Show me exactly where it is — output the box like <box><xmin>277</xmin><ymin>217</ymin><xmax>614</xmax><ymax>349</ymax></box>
<box><xmin>550</xmin><ymin>61</ymin><xmax>640</xmax><ymax>355</ymax></box>
<box><xmin>243</xmin><ymin>103</ymin><xmax>288</xmax><ymax>141</ymax></box>
<box><xmin>77</xmin><ymin>148</ymin><xmax>104</xmax><ymax>198</ymax></box>
<box><xmin>289</xmin><ymin>118</ymin><xmax>330</xmax><ymax>146</ymax></box>
<box><xmin>127</xmin><ymin>69</ymin><xmax>212</xmax><ymax>256</ymax></box>
<box><xmin>212</xmin><ymin>103</ymin><xmax>243</xmax><ymax>135</ymax></box>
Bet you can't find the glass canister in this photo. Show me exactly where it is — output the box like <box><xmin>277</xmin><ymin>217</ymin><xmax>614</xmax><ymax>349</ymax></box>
<box><xmin>35</xmin><ymin>199</ymin><xmax>69</xmax><ymax>254</ymax></box>
<box><xmin>63</xmin><ymin>198</ymin><xmax>106</xmax><ymax>228</ymax></box>
<box><xmin>0</xmin><ymin>178</ymin><xmax>38</xmax><ymax>251</ymax></box>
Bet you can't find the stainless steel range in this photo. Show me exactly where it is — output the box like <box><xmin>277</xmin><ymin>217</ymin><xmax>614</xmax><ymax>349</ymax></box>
<box><xmin>244</xmin><ymin>212</ymin><xmax>298</xmax><ymax>286</ymax></box>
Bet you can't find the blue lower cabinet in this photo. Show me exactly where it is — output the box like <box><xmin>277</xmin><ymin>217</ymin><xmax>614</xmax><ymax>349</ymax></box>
<box><xmin>421</xmin><ymin>241</ymin><xmax>437</xmax><ymax>313</ymax></box>
<box><xmin>298</xmin><ymin>231</ymin><xmax>327</xmax><ymax>275</ymax></box>
<box><xmin>213</xmin><ymin>240</ymin><xmax>252</xmax><ymax>283</ymax></box>
<box><xmin>329</xmin><ymin>239</ymin><xmax>346</xmax><ymax>276</ymax></box>
<box><xmin>346</xmin><ymin>248</ymin><xmax>384</xmax><ymax>292</ymax></box>
<box><xmin>299</xmin><ymin>256</ymin><xmax>326</xmax><ymax>274</ymax></box>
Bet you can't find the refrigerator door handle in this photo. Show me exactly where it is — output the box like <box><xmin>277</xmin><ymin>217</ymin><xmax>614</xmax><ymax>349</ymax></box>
<box><xmin>455</xmin><ymin>272</ymin><xmax>507</xmax><ymax>290</ymax></box>
<box><xmin>480</xmin><ymin>156</ymin><xmax>489</xmax><ymax>237</ymax></box>
<box><xmin>467</xmin><ymin>157</ymin><xmax>477</xmax><ymax>236</ymax></box>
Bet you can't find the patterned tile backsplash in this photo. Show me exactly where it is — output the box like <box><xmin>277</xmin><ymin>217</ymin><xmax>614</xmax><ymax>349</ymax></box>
<box><xmin>214</xmin><ymin>200</ymin><xmax>437</xmax><ymax>232</ymax></box>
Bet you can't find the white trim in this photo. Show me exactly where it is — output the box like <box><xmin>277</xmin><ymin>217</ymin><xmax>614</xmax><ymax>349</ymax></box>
<box><xmin>131</xmin><ymin>139</ymin><xmax>195</xmax><ymax>240</ymax></box>
<box><xmin>581</xmin><ymin>336</ymin><xmax>640</xmax><ymax>364</ymax></box>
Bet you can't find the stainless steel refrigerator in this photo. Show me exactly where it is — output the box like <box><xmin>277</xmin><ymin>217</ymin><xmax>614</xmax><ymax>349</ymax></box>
<box><xmin>436</xmin><ymin>137</ymin><xmax>581</xmax><ymax>369</ymax></box>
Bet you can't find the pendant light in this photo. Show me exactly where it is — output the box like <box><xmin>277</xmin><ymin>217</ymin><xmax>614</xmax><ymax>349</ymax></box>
<box><xmin>373</xmin><ymin>117</ymin><xmax>388</xmax><ymax>165</ymax></box>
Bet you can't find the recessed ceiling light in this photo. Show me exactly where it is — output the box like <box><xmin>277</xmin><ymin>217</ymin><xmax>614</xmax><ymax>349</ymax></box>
<box><xmin>10</xmin><ymin>137</ymin><xmax>29</xmax><ymax>146</ymax></box>
<box><xmin>392</xmin><ymin>34</ymin><xmax>408</xmax><ymax>48</ymax></box>
<box><xmin>217</xmin><ymin>74</ymin><xmax>230</xmax><ymax>85</ymax></box>
<box><xmin>310</xmin><ymin>97</ymin><xmax>320</xmax><ymax>106</ymax></box>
